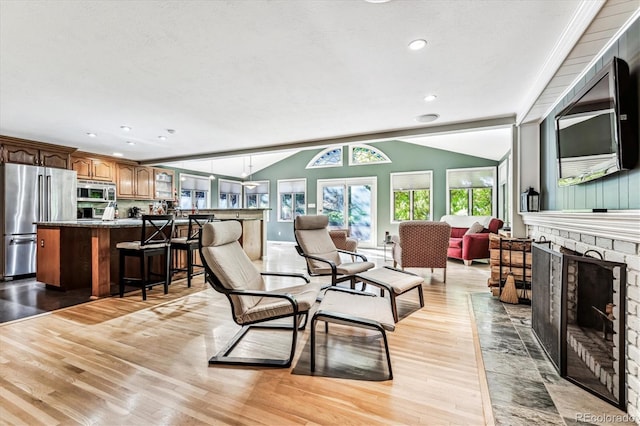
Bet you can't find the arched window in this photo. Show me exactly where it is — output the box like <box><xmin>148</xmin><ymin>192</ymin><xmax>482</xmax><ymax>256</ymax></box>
<box><xmin>349</xmin><ymin>144</ymin><xmax>391</xmax><ymax>165</ymax></box>
<box><xmin>306</xmin><ymin>146</ymin><xmax>343</xmax><ymax>169</ymax></box>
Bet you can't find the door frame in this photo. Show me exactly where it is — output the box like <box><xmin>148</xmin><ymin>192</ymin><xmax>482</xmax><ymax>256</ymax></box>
<box><xmin>316</xmin><ymin>176</ymin><xmax>377</xmax><ymax>248</ymax></box>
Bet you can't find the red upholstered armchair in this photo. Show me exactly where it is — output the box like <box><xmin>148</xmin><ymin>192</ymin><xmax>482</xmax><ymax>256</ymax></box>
<box><xmin>440</xmin><ymin>215</ymin><xmax>504</xmax><ymax>266</ymax></box>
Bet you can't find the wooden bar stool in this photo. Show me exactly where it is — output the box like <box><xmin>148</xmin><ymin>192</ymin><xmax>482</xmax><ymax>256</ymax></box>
<box><xmin>117</xmin><ymin>215</ymin><xmax>175</xmax><ymax>300</ymax></box>
<box><xmin>171</xmin><ymin>214</ymin><xmax>215</xmax><ymax>287</ymax></box>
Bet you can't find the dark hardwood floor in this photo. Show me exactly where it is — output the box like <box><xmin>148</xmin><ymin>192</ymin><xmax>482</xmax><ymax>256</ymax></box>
<box><xmin>0</xmin><ymin>276</ymin><xmax>92</xmax><ymax>323</ymax></box>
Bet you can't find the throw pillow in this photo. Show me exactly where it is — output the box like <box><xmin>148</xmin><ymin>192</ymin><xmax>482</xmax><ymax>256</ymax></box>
<box><xmin>465</xmin><ymin>222</ymin><xmax>485</xmax><ymax>235</ymax></box>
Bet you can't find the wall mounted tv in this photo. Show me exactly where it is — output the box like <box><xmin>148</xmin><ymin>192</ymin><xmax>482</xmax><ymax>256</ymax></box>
<box><xmin>555</xmin><ymin>56</ymin><xmax>637</xmax><ymax>187</ymax></box>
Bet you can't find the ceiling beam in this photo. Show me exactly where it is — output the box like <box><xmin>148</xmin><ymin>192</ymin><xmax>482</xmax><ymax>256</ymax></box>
<box><xmin>140</xmin><ymin>115</ymin><xmax>515</xmax><ymax>165</ymax></box>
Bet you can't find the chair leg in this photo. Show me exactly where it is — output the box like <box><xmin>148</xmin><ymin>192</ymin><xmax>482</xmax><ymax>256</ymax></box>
<box><xmin>141</xmin><ymin>254</ymin><xmax>147</xmax><ymax>301</ymax></box>
<box><xmin>417</xmin><ymin>284</ymin><xmax>424</xmax><ymax>308</ymax></box>
<box><xmin>164</xmin><ymin>248</ymin><xmax>170</xmax><ymax>294</ymax></box>
<box><xmin>187</xmin><ymin>248</ymin><xmax>193</xmax><ymax>288</ymax></box>
<box><xmin>443</xmin><ymin>268</ymin><xmax>447</xmax><ymax>283</ymax></box>
<box><xmin>119</xmin><ymin>251</ymin><xmax>125</xmax><ymax>297</ymax></box>
<box><xmin>390</xmin><ymin>294</ymin><xmax>398</xmax><ymax>323</ymax></box>
<box><xmin>310</xmin><ymin>315</ymin><xmax>318</xmax><ymax>373</ymax></box>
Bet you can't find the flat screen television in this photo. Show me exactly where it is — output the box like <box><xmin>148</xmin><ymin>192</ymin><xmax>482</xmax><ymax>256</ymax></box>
<box><xmin>555</xmin><ymin>56</ymin><xmax>637</xmax><ymax>187</ymax></box>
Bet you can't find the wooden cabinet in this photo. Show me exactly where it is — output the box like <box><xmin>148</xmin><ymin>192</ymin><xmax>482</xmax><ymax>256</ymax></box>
<box><xmin>0</xmin><ymin>136</ymin><xmax>74</xmax><ymax>169</ymax></box>
<box><xmin>71</xmin><ymin>155</ymin><xmax>115</xmax><ymax>181</ymax></box>
<box><xmin>116</xmin><ymin>163</ymin><xmax>154</xmax><ymax>199</ymax></box>
<box><xmin>37</xmin><ymin>228</ymin><xmax>61</xmax><ymax>287</ymax></box>
<box><xmin>154</xmin><ymin>169</ymin><xmax>174</xmax><ymax>200</ymax></box>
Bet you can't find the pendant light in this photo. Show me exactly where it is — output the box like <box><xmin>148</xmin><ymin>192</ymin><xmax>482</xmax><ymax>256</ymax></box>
<box><xmin>242</xmin><ymin>156</ymin><xmax>259</xmax><ymax>190</ymax></box>
<box><xmin>208</xmin><ymin>160</ymin><xmax>215</xmax><ymax>180</ymax></box>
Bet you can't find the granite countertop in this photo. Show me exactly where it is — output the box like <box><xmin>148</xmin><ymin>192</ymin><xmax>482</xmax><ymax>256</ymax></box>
<box><xmin>34</xmin><ymin>217</ymin><xmax>261</xmax><ymax>228</ymax></box>
<box><xmin>35</xmin><ymin>218</ymin><xmax>191</xmax><ymax>228</ymax></box>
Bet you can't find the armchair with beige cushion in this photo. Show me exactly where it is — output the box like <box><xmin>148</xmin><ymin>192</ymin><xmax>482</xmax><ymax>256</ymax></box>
<box><xmin>294</xmin><ymin>215</ymin><xmax>374</xmax><ymax>287</ymax></box>
<box><xmin>390</xmin><ymin>221</ymin><xmax>451</xmax><ymax>282</ymax></box>
<box><xmin>199</xmin><ymin>220</ymin><xmax>320</xmax><ymax>367</ymax></box>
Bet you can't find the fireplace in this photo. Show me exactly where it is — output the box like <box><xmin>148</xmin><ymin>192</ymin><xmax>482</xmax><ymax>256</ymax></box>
<box><xmin>532</xmin><ymin>242</ymin><xmax>627</xmax><ymax>409</ymax></box>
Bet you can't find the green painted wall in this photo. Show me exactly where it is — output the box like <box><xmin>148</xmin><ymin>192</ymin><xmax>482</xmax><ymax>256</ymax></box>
<box><xmin>539</xmin><ymin>19</ymin><xmax>640</xmax><ymax>210</ymax></box>
<box><xmin>250</xmin><ymin>140</ymin><xmax>498</xmax><ymax>243</ymax></box>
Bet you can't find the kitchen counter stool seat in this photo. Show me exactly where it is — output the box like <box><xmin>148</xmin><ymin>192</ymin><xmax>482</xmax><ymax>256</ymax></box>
<box><xmin>170</xmin><ymin>214</ymin><xmax>215</xmax><ymax>287</ymax></box>
<box><xmin>117</xmin><ymin>215</ymin><xmax>175</xmax><ymax>300</ymax></box>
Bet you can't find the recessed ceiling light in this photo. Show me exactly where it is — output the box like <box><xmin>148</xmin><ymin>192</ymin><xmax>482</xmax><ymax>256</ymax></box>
<box><xmin>113</xmin><ymin>152</ymin><xmax>124</xmax><ymax>157</ymax></box>
<box><xmin>408</xmin><ymin>39</ymin><xmax>427</xmax><ymax>50</ymax></box>
<box><xmin>415</xmin><ymin>114</ymin><xmax>439</xmax><ymax>123</ymax></box>
<box><xmin>86</xmin><ymin>132</ymin><xmax>97</xmax><ymax>138</ymax></box>
<box><xmin>424</xmin><ymin>94</ymin><xmax>438</xmax><ymax>102</ymax></box>
<box><xmin>158</xmin><ymin>136</ymin><xmax>167</xmax><ymax>141</ymax></box>
<box><xmin>120</xmin><ymin>126</ymin><xmax>132</xmax><ymax>132</ymax></box>
<box><xmin>365</xmin><ymin>0</ymin><xmax>391</xmax><ymax>3</ymax></box>
<box><xmin>126</xmin><ymin>141</ymin><xmax>135</xmax><ymax>145</ymax></box>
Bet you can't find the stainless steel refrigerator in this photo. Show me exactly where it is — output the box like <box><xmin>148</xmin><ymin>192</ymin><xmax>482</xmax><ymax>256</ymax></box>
<box><xmin>1</xmin><ymin>163</ymin><xmax>77</xmax><ymax>279</ymax></box>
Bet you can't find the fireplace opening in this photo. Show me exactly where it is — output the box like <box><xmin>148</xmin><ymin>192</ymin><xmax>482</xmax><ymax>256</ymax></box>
<box><xmin>532</xmin><ymin>243</ymin><xmax>626</xmax><ymax>410</ymax></box>
<box><xmin>564</xmin><ymin>254</ymin><xmax>623</xmax><ymax>404</ymax></box>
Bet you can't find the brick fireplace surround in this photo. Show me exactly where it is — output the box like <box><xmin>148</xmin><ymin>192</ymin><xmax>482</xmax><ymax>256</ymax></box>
<box><xmin>523</xmin><ymin>210</ymin><xmax>640</xmax><ymax>422</ymax></box>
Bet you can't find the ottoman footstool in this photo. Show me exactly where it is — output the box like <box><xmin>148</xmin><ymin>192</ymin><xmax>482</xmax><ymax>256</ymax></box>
<box><xmin>356</xmin><ymin>266</ymin><xmax>424</xmax><ymax>322</ymax></box>
<box><xmin>310</xmin><ymin>287</ymin><xmax>396</xmax><ymax>379</ymax></box>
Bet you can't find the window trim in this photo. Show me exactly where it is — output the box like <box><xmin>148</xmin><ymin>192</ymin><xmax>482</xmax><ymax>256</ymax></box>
<box><xmin>348</xmin><ymin>144</ymin><xmax>392</xmax><ymax>166</ymax></box>
<box><xmin>243</xmin><ymin>180</ymin><xmax>270</xmax><ymax>209</ymax></box>
<box><xmin>389</xmin><ymin>170</ymin><xmax>433</xmax><ymax>223</ymax></box>
<box><xmin>445</xmin><ymin>166</ymin><xmax>497</xmax><ymax>216</ymax></box>
<box><xmin>218</xmin><ymin>178</ymin><xmax>242</xmax><ymax>209</ymax></box>
<box><xmin>306</xmin><ymin>146</ymin><xmax>343</xmax><ymax>169</ymax></box>
<box><xmin>178</xmin><ymin>173</ymin><xmax>211</xmax><ymax>209</ymax></box>
<box><xmin>277</xmin><ymin>178</ymin><xmax>307</xmax><ymax>222</ymax></box>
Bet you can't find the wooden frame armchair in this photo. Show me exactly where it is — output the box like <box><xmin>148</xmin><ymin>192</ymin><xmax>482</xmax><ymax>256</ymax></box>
<box><xmin>199</xmin><ymin>220</ymin><xmax>319</xmax><ymax>367</ymax></box>
<box><xmin>294</xmin><ymin>215</ymin><xmax>375</xmax><ymax>287</ymax></box>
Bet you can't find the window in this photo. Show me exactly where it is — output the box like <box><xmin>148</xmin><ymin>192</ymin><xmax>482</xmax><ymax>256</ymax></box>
<box><xmin>446</xmin><ymin>167</ymin><xmax>496</xmax><ymax>216</ymax></box>
<box><xmin>244</xmin><ymin>181</ymin><xmax>269</xmax><ymax>210</ymax></box>
<box><xmin>179</xmin><ymin>174</ymin><xmax>210</xmax><ymax>210</ymax></box>
<box><xmin>390</xmin><ymin>171</ymin><xmax>432</xmax><ymax>222</ymax></box>
<box><xmin>306</xmin><ymin>146</ymin><xmax>342</xmax><ymax>168</ymax></box>
<box><xmin>349</xmin><ymin>144</ymin><xmax>391</xmax><ymax>166</ymax></box>
<box><xmin>218</xmin><ymin>179</ymin><xmax>242</xmax><ymax>209</ymax></box>
<box><xmin>278</xmin><ymin>179</ymin><xmax>306</xmax><ymax>221</ymax></box>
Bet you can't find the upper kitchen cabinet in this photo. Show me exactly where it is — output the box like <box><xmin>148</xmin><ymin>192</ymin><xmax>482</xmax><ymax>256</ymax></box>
<box><xmin>0</xmin><ymin>135</ymin><xmax>75</xmax><ymax>169</ymax></box>
<box><xmin>116</xmin><ymin>163</ymin><xmax>154</xmax><ymax>200</ymax></box>
<box><xmin>154</xmin><ymin>169</ymin><xmax>174</xmax><ymax>200</ymax></box>
<box><xmin>71</xmin><ymin>154</ymin><xmax>115</xmax><ymax>182</ymax></box>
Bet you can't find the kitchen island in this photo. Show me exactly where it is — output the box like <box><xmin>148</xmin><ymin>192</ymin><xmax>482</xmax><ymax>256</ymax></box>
<box><xmin>35</xmin><ymin>210</ymin><xmax>267</xmax><ymax>298</ymax></box>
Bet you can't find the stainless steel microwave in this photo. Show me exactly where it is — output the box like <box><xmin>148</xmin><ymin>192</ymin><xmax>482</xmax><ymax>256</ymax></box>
<box><xmin>77</xmin><ymin>180</ymin><xmax>116</xmax><ymax>203</ymax></box>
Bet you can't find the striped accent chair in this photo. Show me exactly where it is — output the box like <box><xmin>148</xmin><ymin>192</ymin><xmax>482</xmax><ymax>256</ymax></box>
<box><xmin>391</xmin><ymin>221</ymin><xmax>451</xmax><ymax>282</ymax></box>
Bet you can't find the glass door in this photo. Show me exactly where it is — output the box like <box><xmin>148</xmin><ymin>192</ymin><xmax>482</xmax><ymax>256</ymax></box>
<box><xmin>317</xmin><ymin>177</ymin><xmax>376</xmax><ymax>247</ymax></box>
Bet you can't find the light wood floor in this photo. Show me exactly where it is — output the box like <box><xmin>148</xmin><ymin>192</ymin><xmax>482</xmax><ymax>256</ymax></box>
<box><xmin>0</xmin><ymin>243</ymin><xmax>494</xmax><ymax>425</ymax></box>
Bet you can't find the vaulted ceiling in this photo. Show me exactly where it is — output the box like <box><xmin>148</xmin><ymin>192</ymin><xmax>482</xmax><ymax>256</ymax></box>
<box><xmin>1</xmin><ymin>1</ymin><xmax>637</xmax><ymax>177</ymax></box>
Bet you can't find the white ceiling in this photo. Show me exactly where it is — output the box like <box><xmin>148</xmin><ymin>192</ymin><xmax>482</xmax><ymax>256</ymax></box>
<box><xmin>1</xmin><ymin>1</ymin><xmax>636</xmax><ymax>178</ymax></box>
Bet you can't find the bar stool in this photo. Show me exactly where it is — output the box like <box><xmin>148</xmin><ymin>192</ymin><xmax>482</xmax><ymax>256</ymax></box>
<box><xmin>171</xmin><ymin>214</ymin><xmax>215</xmax><ymax>287</ymax></box>
<box><xmin>117</xmin><ymin>215</ymin><xmax>175</xmax><ymax>300</ymax></box>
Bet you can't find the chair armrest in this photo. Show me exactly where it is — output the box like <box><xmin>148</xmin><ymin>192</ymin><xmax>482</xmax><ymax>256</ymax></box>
<box><xmin>462</xmin><ymin>233</ymin><xmax>490</xmax><ymax>260</ymax></box>
<box><xmin>325</xmin><ymin>287</ymin><xmax>377</xmax><ymax>297</ymax></box>
<box><xmin>294</xmin><ymin>246</ymin><xmax>338</xmax><ymax>275</ymax></box>
<box><xmin>261</xmin><ymin>271</ymin><xmax>310</xmax><ymax>283</ymax></box>
<box><xmin>336</xmin><ymin>249</ymin><xmax>368</xmax><ymax>262</ymax></box>
<box><xmin>227</xmin><ymin>288</ymin><xmax>299</xmax><ymax>307</ymax></box>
